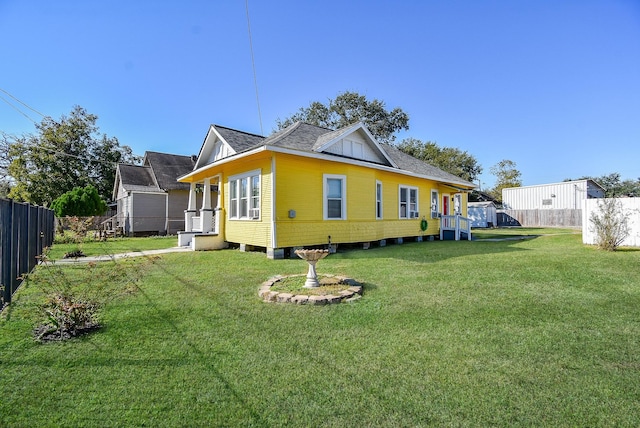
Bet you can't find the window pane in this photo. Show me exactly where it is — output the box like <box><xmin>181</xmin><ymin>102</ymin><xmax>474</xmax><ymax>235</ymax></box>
<box><xmin>400</xmin><ymin>187</ymin><xmax>407</xmax><ymax>202</ymax></box>
<box><xmin>327</xmin><ymin>199</ymin><xmax>342</xmax><ymax>218</ymax></box>
<box><xmin>240</xmin><ymin>198</ymin><xmax>248</xmax><ymax>217</ymax></box>
<box><xmin>327</xmin><ymin>179</ymin><xmax>342</xmax><ymax>198</ymax></box>
<box><xmin>251</xmin><ymin>176</ymin><xmax>259</xmax><ymax>197</ymax></box>
<box><xmin>240</xmin><ymin>177</ymin><xmax>248</xmax><ymax>198</ymax></box>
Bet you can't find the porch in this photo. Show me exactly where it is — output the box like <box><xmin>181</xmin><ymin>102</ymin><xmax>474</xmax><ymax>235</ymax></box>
<box><xmin>177</xmin><ymin>177</ymin><xmax>227</xmax><ymax>250</ymax></box>
<box><xmin>439</xmin><ymin>215</ymin><xmax>472</xmax><ymax>241</ymax></box>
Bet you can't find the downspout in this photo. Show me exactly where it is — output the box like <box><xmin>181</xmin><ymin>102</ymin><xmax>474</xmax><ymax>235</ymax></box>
<box><xmin>270</xmin><ymin>155</ymin><xmax>277</xmax><ymax>249</ymax></box>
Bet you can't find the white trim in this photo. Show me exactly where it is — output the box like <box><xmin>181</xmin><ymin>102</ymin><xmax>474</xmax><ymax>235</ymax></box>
<box><xmin>323</xmin><ymin>174</ymin><xmax>347</xmax><ymax>220</ymax></box>
<box><xmin>178</xmin><ymin>145</ymin><xmax>475</xmax><ymax>189</ymax></box>
<box><xmin>270</xmin><ymin>156</ymin><xmax>277</xmax><ymax>249</ymax></box>
<box><xmin>399</xmin><ymin>185</ymin><xmax>419</xmax><ymax>219</ymax></box>
<box><xmin>376</xmin><ymin>180</ymin><xmax>383</xmax><ymax>220</ymax></box>
<box><xmin>228</xmin><ymin>169</ymin><xmax>261</xmax><ymax>220</ymax></box>
<box><xmin>430</xmin><ymin>189</ymin><xmax>439</xmax><ymax>219</ymax></box>
<box><xmin>312</xmin><ymin>122</ymin><xmax>399</xmax><ymax>168</ymax></box>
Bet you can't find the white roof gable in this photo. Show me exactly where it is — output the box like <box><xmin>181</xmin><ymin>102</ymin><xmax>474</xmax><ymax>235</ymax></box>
<box><xmin>312</xmin><ymin>122</ymin><xmax>397</xmax><ymax>167</ymax></box>
<box><xmin>194</xmin><ymin>126</ymin><xmax>237</xmax><ymax>169</ymax></box>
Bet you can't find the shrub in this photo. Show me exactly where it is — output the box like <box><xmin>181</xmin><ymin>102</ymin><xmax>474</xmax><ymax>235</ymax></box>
<box><xmin>589</xmin><ymin>198</ymin><xmax>630</xmax><ymax>251</ymax></box>
<box><xmin>50</xmin><ymin>185</ymin><xmax>107</xmax><ymax>217</ymax></box>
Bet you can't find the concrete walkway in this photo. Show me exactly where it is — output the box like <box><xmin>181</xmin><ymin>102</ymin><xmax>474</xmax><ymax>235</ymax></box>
<box><xmin>53</xmin><ymin>246</ymin><xmax>192</xmax><ymax>264</ymax></box>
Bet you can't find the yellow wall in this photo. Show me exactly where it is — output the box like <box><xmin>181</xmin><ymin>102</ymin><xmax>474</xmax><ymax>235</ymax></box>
<box><xmin>273</xmin><ymin>153</ymin><xmax>468</xmax><ymax>248</ymax></box>
<box><xmin>187</xmin><ymin>150</ymin><xmax>470</xmax><ymax>249</ymax></box>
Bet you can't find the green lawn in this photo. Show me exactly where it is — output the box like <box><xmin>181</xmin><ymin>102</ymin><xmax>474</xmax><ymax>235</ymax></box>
<box><xmin>2</xmin><ymin>231</ymin><xmax>639</xmax><ymax>426</ymax></box>
<box><xmin>46</xmin><ymin>235</ymin><xmax>179</xmax><ymax>259</ymax></box>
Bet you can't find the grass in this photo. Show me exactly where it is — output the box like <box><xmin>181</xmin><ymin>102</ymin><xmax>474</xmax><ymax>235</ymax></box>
<box><xmin>1</xmin><ymin>230</ymin><xmax>640</xmax><ymax>426</ymax></box>
<box><xmin>46</xmin><ymin>235</ymin><xmax>178</xmax><ymax>259</ymax></box>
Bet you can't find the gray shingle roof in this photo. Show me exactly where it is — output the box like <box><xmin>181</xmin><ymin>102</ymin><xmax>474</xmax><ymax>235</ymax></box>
<box><xmin>117</xmin><ymin>164</ymin><xmax>160</xmax><ymax>192</ymax></box>
<box><xmin>199</xmin><ymin>121</ymin><xmax>475</xmax><ymax>188</ymax></box>
<box><xmin>381</xmin><ymin>143</ymin><xmax>474</xmax><ymax>186</ymax></box>
<box><xmin>214</xmin><ymin>125</ymin><xmax>264</xmax><ymax>152</ymax></box>
<box><xmin>144</xmin><ymin>152</ymin><xmax>196</xmax><ymax>190</ymax></box>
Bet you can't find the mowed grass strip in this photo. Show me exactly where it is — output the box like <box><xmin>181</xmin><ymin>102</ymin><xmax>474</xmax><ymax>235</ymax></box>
<box><xmin>1</xmin><ymin>231</ymin><xmax>639</xmax><ymax>426</ymax></box>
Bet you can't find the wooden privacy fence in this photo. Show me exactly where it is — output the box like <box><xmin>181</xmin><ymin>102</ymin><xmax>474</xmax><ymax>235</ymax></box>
<box><xmin>0</xmin><ymin>199</ymin><xmax>55</xmax><ymax>308</ymax></box>
<box><xmin>497</xmin><ymin>209</ymin><xmax>582</xmax><ymax>228</ymax></box>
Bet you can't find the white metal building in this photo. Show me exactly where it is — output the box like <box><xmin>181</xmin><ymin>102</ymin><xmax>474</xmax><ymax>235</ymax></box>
<box><xmin>468</xmin><ymin>201</ymin><xmax>498</xmax><ymax>228</ymax></box>
<box><xmin>502</xmin><ymin>180</ymin><xmax>605</xmax><ymax>210</ymax></box>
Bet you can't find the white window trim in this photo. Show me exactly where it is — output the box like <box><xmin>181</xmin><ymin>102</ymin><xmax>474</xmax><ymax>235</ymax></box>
<box><xmin>323</xmin><ymin>174</ymin><xmax>347</xmax><ymax>220</ymax></box>
<box><xmin>399</xmin><ymin>185</ymin><xmax>419</xmax><ymax>219</ymax></box>
<box><xmin>228</xmin><ymin>169</ymin><xmax>261</xmax><ymax>220</ymax></box>
<box><xmin>431</xmin><ymin>190</ymin><xmax>439</xmax><ymax>219</ymax></box>
<box><xmin>376</xmin><ymin>180</ymin><xmax>383</xmax><ymax>220</ymax></box>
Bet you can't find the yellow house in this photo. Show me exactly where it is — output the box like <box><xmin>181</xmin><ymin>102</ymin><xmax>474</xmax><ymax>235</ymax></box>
<box><xmin>177</xmin><ymin>121</ymin><xmax>476</xmax><ymax>258</ymax></box>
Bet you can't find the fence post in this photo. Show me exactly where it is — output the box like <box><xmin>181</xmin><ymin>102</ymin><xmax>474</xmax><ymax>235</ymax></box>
<box><xmin>1</xmin><ymin>200</ymin><xmax>15</xmax><ymax>306</ymax></box>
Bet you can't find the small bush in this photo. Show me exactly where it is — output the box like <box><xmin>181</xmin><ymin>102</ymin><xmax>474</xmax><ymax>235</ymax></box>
<box><xmin>589</xmin><ymin>198</ymin><xmax>630</xmax><ymax>251</ymax></box>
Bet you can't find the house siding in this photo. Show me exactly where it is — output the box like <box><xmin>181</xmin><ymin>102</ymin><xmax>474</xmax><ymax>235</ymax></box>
<box><xmin>131</xmin><ymin>192</ymin><xmax>166</xmax><ymax>234</ymax></box>
<box><xmin>273</xmin><ymin>153</ymin><xmax>448</xmax><ymax>247</ymax></box>
<box><xmin>222</xmin><ymin>154</ymin><xmax>273</xmax><ymax>248</ymax></box>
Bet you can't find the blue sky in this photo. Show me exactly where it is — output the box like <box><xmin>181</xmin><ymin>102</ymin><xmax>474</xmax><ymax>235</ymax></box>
<box><xmin>1</xmin><ymin>0</ymin><xmax>639</xmax><ymax>190</ymax></box>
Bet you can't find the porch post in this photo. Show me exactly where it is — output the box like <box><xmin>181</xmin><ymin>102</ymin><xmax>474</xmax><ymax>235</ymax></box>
<box><xmin>214</xmin><ymin>176</ymin><xmax>222</xmax><ymax>234</ymax></box>
<box><xmin>200</xmin><ymin>178</ymin><xmax>214</xmax><ymax>232</ymax></box>
<box><xmin>184</xmin><ymin>182</ymin><xmax>197</xmax><ymax>232</ymax></box>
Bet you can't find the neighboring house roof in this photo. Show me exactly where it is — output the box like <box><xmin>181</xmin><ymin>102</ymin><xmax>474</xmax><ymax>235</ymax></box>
<box><xmin>113</xmin><ymin>151</ymin><xmax>197</xmax><ymax>200</ymax></box>
<box><xmin>117</xmin><ymin>164</ymin><xmax>160</xmax><ymax>193</ymax></box>
<box><xmin>182</xmin><ymin>121</ymin><xmax>476</xmax><ymax>189</ymax></box>
<box><xmin>143</xmin><ymin>151</ymin><xmax>196</xmax><ymax>191</ymax></box>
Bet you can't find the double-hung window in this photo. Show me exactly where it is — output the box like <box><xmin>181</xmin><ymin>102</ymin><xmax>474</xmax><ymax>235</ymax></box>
<box><xmin>229</xmin><ymin>170</ymin><xmax>260</xmax><ymax>220</ymax></box>
<box><xmin>399</xmin><ymin>185</ymin><xmax>418</xmax><ymax>218</ymax></box>
<box><xmin>376</xmin><ymin>181</ymin><xmax>383</xmax><ymax>219</ymax></box>
<box><xmin>430</xmin><ymin>190</ymin><xmax>439</xmax><ymax>218</ymax></box>
<box><xmin>324</xmin><ymin>174</ymin><xmax>346</xmax><ymax>220</ymax></box>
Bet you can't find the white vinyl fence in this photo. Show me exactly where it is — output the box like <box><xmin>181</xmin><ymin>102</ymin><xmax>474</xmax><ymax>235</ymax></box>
<box><xmin>582</xmin><ymin>198</ymin><xmax>640</xmax><ymax>247</ymax></box>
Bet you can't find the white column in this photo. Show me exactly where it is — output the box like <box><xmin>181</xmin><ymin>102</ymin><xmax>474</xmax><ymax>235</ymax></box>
<box><xmin>214</xmin><ymin>176</ymin><xmax>222</xmax><ymax>234</ymax></box>
<box><xmin>200</xmin><ymin>178</ymin><xmax>213</xmax><ymax>232</ymax></box>
<box><xmin>184</xmin><ymin>182</ymin><xmax>197</xmax><ymax>232</ymax></box>
<box><xmin>202</xmin><ymin>178</ymin><xmax>212</xmax><ymax>210</ymax></box>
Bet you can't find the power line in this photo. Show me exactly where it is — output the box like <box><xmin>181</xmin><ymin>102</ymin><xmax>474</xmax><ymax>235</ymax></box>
<box><xmin>0</xmin><ymin>93</ymin><xmax>39</xmax><ymax>125</ymax></box>
<box><xmin>245</xmin><ymin>0</ymin><xmax>264</xmax><ymax>136</ymax></box>
<box><xmin>0</xmin><ymin>87</ymin><xmax>47</xmax><ymax>118</ymax></box>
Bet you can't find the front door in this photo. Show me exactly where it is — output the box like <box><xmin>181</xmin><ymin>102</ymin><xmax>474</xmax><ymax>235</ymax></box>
<box><xmin>442</xmin><ymin>195</ymin><xmax>449</xmax><ymax>216</ymax></box>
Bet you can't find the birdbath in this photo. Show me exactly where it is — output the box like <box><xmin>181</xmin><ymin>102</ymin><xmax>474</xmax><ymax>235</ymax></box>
<box><xmin>294</xmin><ymin>249</ymin><xmax>330</xmax><ymax>288</ymax></box>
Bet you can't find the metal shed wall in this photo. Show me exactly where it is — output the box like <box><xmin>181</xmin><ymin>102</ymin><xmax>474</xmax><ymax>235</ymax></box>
<box><xmin>503</xmin><ymin>180</ymin><xmax>603</xmax><ymax>210</ymax></box>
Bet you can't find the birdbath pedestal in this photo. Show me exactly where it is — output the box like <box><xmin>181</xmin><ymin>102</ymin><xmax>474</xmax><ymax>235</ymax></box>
<box><xmin>294</xmin><ymin>249</ymin><xmax>330</xmax><ymax>288</ymax></box>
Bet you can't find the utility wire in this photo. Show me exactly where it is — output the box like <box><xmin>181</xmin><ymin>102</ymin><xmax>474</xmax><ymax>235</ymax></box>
<box><xmin>245</xmin><ymin>0</ymin><xmax>264</xmax><ymax>136</ymax></box>
<box><xmin>0</xmin><ymin>87</ymin><xmax>47</xmax><ymax>119</ymax></box>
<box><xmin>0</xmin><ymin>93</ymin><xmax>39</xmax><ymax>125</ymax></box>
<box><xmin>0</xmin><ymin>88</ymin><xmax>143</xmax><ymax>167</ymax></box>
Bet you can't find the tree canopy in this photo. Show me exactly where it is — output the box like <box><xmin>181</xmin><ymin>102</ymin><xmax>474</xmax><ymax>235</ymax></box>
<box><xmin>6</xmin><ymin>106</ymin><xmax>140</xmax><ymax>206</ymax></box>
<box><xmin>395</xmin><ymin>138</ymin><xmax>482</xmax><ymax>182</ymax></box>
<box><xmin>50</xmin><ymin>185</ymin><xmax>107</xmax><ymax>217</ymax></box>
<box><xmin>565</xmin><ymin>173</ymin><xmax>640</xmax><ymax>198</ymax></box>
<box><xmin>488</xmin><ymin>159</ymin><xmax>522</xmax><ymax>202</ymax></box>
<box><xmin>276</xmin><ymin>91</ymin><xmax>410</xmax><ymax>143</ymax></box>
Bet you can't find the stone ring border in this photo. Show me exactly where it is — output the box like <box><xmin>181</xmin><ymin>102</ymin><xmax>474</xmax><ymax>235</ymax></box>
<box><xmin>259</xmin><ymin>274</ymin><xmax>363</xmax><ymax>305</ymax></box>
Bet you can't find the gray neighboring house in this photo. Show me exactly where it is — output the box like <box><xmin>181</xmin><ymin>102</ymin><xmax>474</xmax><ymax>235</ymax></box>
<box><xmin>112</xmin><ymin>151</ymin><xmax>198</xmax><ymax>236</ymax></box>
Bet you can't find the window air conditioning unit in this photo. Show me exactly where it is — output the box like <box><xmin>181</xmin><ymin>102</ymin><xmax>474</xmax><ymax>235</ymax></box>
<box><xmin>249</xmin><ymin>208</ymin><xmax>260</xmax><ymax>219</ymax></box>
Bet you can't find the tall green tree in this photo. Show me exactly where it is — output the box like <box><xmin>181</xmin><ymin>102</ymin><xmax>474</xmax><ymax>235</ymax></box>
<box><xmin>7</xmin><ymin>106</ymin><xmax>140</xmax><ymax>206</ymax></box>
<box><xmin>276</xmin><ymin>91</ymin><xmax>410</xmax><ymax>143</ymax></box>
<box><xmin>396</xmin><ymin>137</ymin><xmax>482</xmax><ymax>182</ymax></box>
<box><xmin>489</xmin><ymin>159</ymin><xmax>522</xmax><ymax>202</ymax></box>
